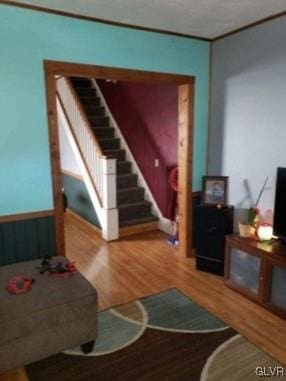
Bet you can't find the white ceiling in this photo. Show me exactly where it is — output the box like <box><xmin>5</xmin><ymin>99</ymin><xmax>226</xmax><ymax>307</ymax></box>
<box><xmin>6</xmin><ymin>0</ymin><xmax>286</xmax><ymax>39</ymax></box>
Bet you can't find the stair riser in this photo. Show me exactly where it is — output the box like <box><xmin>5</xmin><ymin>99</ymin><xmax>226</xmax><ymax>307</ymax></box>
<box><xmin>119</xmin><ymin>205</ymin><xmax>152</xmax><ymax>221</ymax></box>
<box><xmin>71</xmin><ymin>79</ymin><xmax>91</xmax><ymax>88</ymax></box>
<box><xmin>83</xmin><ymin>107</ymin><xmax>105</xmax><ymax>117</ymax></box>
<box><xmin>117</xmin><ymin>189</ymin><xmax>145</xmax><ymax>204</ymax></box>
<box><xmin>117</xmin><ymin>176</ymin><xmax>138</xmax><ymax>189</ymax></box>
<box><xmin>80</xmin><ymin>98</ymin><xmax>101</xmax><ymax>107</ymax></box>
<box><xmin>117</xmin><ymin>161</ymin><xmax>132</xmax><ymax>174</ymax></box>
<box><xmin>105</xmin><ymin>150</ymin><xmax>125</xmax><ymax>161</ymax></box>
<box><xmin>89</xmin><ymin>116</ymin><xmax>110</xmax><ymax>127</ymax></box>
<box><xmin>99</xmin><ymin>139</ymin><xmax>120</xmax><ymax>150</ymax></box>
<box><xmin>93</xmin><ymin>128</ymin><xmax>115</xmax><ymax>138</ymax></box>
<box><xmin>76</xmin><ymin>88</ymin><xmax>97</xmax><ymax>97</ymax></box>
<box><xmin>119</xmin><ymin>216</ymin><xmax>158</xmax><ymax>228</ymax></box>
<box><xmin>119</xmin><ymin>221</ymin><xmax>158</xmax><ymax>236</ymax></box>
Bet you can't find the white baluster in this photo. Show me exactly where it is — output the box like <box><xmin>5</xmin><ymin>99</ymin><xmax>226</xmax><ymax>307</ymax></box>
<box><xmin>57</xmin><ymin>77</ymin><xmax>118</xmax><ymax>241</ymax></box>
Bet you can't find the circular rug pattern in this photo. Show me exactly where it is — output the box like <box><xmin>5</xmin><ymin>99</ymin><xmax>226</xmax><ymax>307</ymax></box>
<box><xmin>65</xmin><ymin>288</ymin><xmax>228</xmax><ymax>357</ymax></box>
<box><xmin>141</xmin><ymin>289</ymin><xmax>228</xmax><ymax>333</ymax></box>
<box><xmin>27</xmin><ymin>290</ymin><xmax>280</xmax><ymax>381</ymax></box>
<box><xmin>65</xmin><ymin>301</ymin><xmax>147</xmax><ymax>356</ymax></box>
<box><xmin>201</xmin><ymin>334</ymin><xmax>284</xmax><ymax>381</ymax></box>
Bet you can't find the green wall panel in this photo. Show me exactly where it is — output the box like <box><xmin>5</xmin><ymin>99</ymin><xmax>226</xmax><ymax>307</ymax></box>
<box><xmin>0</xmin><ymin>216</ymin><xmax>56</xmax><ymax>266</ymax></box>
<box><xmin>62</xmin><ymin>174</ymin><xmax>100</xmax><ymax>228</ymax></box>
<box><xmin>0</xmin><ymin>5</ymin><xmax>209</xmax><ymax>216</ymax></box>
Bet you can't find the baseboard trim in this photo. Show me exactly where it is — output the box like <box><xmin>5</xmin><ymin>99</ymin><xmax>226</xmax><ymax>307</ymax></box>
<box><xmin>61</xmin><ymin>169</ymin><xmax>83</xmax><ymax>181</ymax></box>
<box><xmin>158</xmin><ymin>217</ymin><xmax>173</xmax><ymax>235</ymax></box>
<box><xmin>65</xmin><ymin>208</ymin><xmax>101</xmax><ymax>235</ymax></box>
<box><xmin>0</xmin><ymin>210</ymin><xmax>55</xmax><ymax>224</ymax></box>
<box><xmin>67</xmin><ymin>209</ymin><xmax>159</xmax><ymax>239</ymax></box>
<box><xmin>119</xmin><ymin>221</ymin><xmax>159</xmax><ymax>238</ymax></box>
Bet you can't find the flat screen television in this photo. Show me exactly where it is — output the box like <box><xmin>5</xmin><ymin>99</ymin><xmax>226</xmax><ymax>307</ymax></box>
<box><xmin>273</xmin><ymin>167</ymin><xmax>286</xmax><ymax>242</ymax></box>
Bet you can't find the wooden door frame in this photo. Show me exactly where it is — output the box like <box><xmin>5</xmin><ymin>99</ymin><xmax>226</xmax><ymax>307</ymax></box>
<box><xmin>44</xmin><ymin>60</ymin><xmax>195</xmax><ymax>257</ymax></box>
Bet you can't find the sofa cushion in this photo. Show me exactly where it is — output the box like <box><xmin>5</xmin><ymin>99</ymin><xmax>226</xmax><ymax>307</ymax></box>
<box><xmin>0</xmin><ymin>257</ymin><xmax>97</xmax><ymax>345</ymax></box>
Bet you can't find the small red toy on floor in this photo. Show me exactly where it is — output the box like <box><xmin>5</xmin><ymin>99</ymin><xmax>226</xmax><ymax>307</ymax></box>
<box><xmin>6</xmin><ymin>275</ymin><xmax>35</xmax><ymax>294</ymax></box>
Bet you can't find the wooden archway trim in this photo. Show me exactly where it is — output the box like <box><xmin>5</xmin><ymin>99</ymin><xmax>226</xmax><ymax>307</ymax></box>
<box><xmin>178</xmin><ymin>84</ymin><xmax>194</xmax><ymax>257</ymax></box>
<box><xmin>44</xmin><ymin>60</ymin><xmax>195</xmax><ymax>257</ymax></box>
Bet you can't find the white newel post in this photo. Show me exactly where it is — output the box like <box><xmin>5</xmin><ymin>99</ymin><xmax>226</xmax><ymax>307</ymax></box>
<box><xmin>101</xmin><ymin>157</ymin><xmax>119</xmax><ymax>241</ymax></box>
<box><xmin>101</xmin><ymin>157</ymin><xmax>117</xmax><ymax>209</ymax></box>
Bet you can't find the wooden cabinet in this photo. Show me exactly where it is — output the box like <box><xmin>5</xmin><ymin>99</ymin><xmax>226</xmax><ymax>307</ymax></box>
<box><xmin>225</xmin><ymin>235</ymin><xmax>286</xmax><ymax>319</ymax></box>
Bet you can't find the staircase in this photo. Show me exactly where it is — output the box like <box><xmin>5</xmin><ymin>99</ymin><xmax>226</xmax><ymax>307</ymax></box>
<box><xmin>70</xmin><ymin>77</ymin><xmax>158</xmax><ymax>230</ymax></box>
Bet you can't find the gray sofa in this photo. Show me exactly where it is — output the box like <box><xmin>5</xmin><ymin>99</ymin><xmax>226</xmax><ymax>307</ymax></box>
<box><xmin>0</xmin><ymin>256</ymin><xmax>97</xmax><ymax>372</ymax></box>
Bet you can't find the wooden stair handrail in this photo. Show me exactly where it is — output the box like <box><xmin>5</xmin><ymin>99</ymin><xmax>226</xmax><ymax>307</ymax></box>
<box><xmin>56</xmin><ymin>92</ymin><xmax>103</xmax><ymax>208</ymax></box>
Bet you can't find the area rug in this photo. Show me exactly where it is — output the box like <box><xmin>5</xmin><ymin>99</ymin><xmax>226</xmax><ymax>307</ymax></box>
<box><xmin>26</xmin><ymin>289</ymin><xmax>282</xmax><ymax>381</ymax></box>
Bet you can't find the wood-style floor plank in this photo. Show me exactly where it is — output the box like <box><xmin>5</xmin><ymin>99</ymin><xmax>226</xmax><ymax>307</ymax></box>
<box><xmin>0</xmin><ymin>368</ymin><xmax>29</xmax><ymax>381</ymax></box>
<box><xmin>66</xmin><ymin>214</ymin><xmax>286</xmax><ymax>364</ymax></box>
<box><xmin>2</xmin><ymin>213</ymin><xmax>285</xmax><ymax>381</ymax></box>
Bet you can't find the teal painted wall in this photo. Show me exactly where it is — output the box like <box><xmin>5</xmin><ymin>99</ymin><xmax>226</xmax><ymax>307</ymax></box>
<box><xmin>0</xmin><ymin>5</ymin><xmax>209</xmax><ymax>216</ymax></box>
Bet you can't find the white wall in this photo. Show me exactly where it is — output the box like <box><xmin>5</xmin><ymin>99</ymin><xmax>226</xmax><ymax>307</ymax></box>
<box><xmin>209</xmin><ymin>16</ymin><xmax>286</xmax><ymax>227</ymax></box>
<box><xmin>58</xmin><ymin>118</ymin><xmax>81</xmax><ymax>176</ymax></box>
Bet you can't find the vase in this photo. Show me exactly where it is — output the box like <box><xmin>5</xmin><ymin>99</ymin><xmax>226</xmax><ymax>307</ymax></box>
<box><xmin>238</xmin><ymin>223</ymin><xmax>256</xmax><ymax>238</ymax></box>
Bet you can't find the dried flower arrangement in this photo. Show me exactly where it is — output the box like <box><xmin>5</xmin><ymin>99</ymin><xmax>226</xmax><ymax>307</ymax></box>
<box><xmin>247</xmin><ymin>177</ymin><xmax>270</xmax><ymax>227</ymax></box>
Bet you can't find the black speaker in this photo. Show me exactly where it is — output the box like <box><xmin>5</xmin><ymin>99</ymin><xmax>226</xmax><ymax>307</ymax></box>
<box><xmin>195</xmin><ymin>205</ymin><xmax>234</xmax><ymax>276</ymax></box>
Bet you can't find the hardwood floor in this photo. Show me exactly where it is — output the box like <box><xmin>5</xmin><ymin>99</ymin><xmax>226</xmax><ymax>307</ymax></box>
<box><xmin>1</xmin><ymin>213</ymin><xmax>285</xmax><ymax>381</ymax></box>
<box><xmin>0</xmin><ymin>369</ymin><xmax>29</xmax><ymax>381</ymax></box>
<box><xmin>65</xmin><ymin>214</ymin><xmax>286</xmax><ymax>364</ymax></box>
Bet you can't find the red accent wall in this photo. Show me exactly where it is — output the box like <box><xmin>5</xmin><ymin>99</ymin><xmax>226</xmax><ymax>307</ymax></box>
<box><xmin>98</xmin><ymin>80</ymin><xmax>178</xmax><ymax>218</ymax></box>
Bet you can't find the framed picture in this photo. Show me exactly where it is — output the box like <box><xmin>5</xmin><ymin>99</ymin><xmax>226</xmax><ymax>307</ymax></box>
<box><xmin>202</xmin><ymin>176</ymin><xmax>229</xmax><ymax>205</ymax></box>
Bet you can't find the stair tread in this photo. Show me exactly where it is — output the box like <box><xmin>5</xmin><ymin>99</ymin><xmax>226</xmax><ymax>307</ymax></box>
<box><xmin>117</xmin><ymin>173</ymin><xmax>137</xmax><ymax>178</ymax></box>
<box><xmin>117</xmin><ymin>186</ymin><xmax>145</xmax><ymax>205</ymax></box>
<box><xmin>76</xmin><ymin>89</ymin><xmax>97</xmax><ymax>96</ymax></box>
<box><xmin>104</xmin><ymin>149</ymin><xmax>125</xmax><ymax>153</ymax></box>
<box><xmin>92</xmin><ymin>127</ymin><xmax>115</xmax><ymax>139</ymax></box>
<box><xmin>73</xmin><ymin>86</ymin><xmax>93</xmax><ymax>90</ymax></box>
<box><xmin>89</xmin><ymin>115</ymin><xmax>108</xmax><ymax>119</ymax></box>
<box><xmin>70</xmin><ymin>80</ymin><xmax>91</xmax><ymax>87</ymax></box>
<box><xmin>99</xmin><ymin>137</ymin><xmax>120</xmax><ymax>142</ymax></box>
<box><xmin>117</xmin><ymin>160</ymin><xmax>131</xmax><ymax>165</ymax></box>
<box><xmin>93</xmin><ymin>127</ymin><xmax>114</xmax><ymax>134</ymax></box>
<box><xmin>116</xmin><ymin>161</ymin><xmax>132</xmax><ymax>174</ymax></box>
<box><xmin>119</xmin><ymin>214</ymin><xmax>158</xmax><ymax>227</ymax></box>
<box><xmin>78</xmin><ymin>95</ymin><xmax>99</xmax><ymax>99</ymax></box>
<box><xmin>84</xmin><ymin>105</ymin><xmax>105</xmax><ymax>111</ymax></box>
<box><xmin>93</xmin><ymin>125</ymin><xmax>113</xmax><ymax>128</ymax></box>
<box><xmin>117</xmin><ymin>186</ymin><xmax>144</xmax><ymax>193</ymax></box>
<box><xmin>84</xmin><ymin>106</ymin><xmax>105</xmax><ymax>113</ymax></box>
<box><xmin>98</xmin><ymin>137</ymin><xmax>120</xmax><ymax>149</ymax></box>
<box><xmin>94</xmin><ymin>126</ymin><xmax>114</xmax><ymax>130</ymax></box>
<box><xmin>117</xmin><ymin>173</ymin><xmax>137</xmax><ymax>188</ymax></box>
<box><xmin>104</xmin><ymin>148</ymin><xmax>125</xmax><ymax>160</ymax></box>
<box><xmin>84</xmin><ymin>105</ymin><xmax>103</xmax><ymax>109</ymax></box>
<box><xmin>118</xmin><ymin>200</ymin><xmax>151</xmax><ymax>209</ymax></box>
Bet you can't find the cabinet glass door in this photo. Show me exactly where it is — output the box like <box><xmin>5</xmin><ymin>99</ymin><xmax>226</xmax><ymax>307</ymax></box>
<box><xmin>229</xmin><ymin>248</ymin><xmax>261</xmax><ymax>295</ymax></box>
<box><xmin>270</xmin><ymin>266</ymin><xmax>286</xmax><ymax>311</ymax></box>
